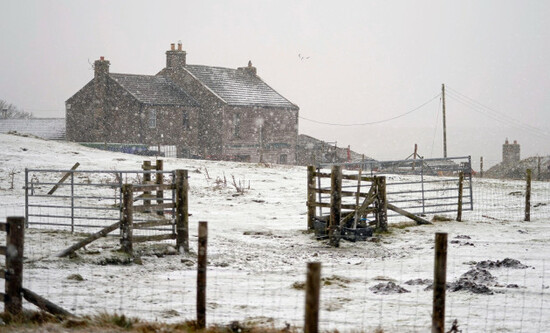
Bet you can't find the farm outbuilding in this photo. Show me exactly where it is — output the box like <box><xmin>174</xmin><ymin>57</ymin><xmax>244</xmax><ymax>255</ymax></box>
<box><xmin>66</xmin><ymin>42</ymin><xmax>299</xmax><ymax>163</ymax></box>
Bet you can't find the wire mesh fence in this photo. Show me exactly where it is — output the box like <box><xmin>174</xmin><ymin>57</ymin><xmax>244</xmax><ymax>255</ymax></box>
<box><xmin>1</xmin><ymin>166</ymin><xmax>550</xmax><ymax>332</ymax></box>
<box><xmin>3</xmin><ymin>224</ymin><xmax>549</xmax><ymax>332</ymax></box>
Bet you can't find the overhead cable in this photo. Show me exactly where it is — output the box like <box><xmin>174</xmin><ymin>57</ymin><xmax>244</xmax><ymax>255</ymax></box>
<box><xmin>299</xmin><ymin>93</ymin><xmax>441</xmax><ymax>127</ymax></box>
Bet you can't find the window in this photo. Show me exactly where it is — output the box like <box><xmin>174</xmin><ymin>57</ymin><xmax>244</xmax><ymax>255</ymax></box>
<box><xmin>182</xmin><ymin>111</ymin><xmax>189</xmax><ymax>130</ymax></box>
<box><xmin>279</xmin><ymin>154</ymin><xmax>287</xmax><ymax>164</ymax></box>
<box><xmin>233</xmin><ymin>113</ymin><xmax>241</xmax><ymax>138</ymax></box>
<box><xmin>148</xmin><ymin>109</ymin><xmax>157</xmax><ymax>129</ymax></box>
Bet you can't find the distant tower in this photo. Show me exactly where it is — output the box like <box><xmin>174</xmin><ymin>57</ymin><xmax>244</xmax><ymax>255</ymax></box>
<box><xmin>502</xmin><ymin>138</ymin><xmax>520</xmax><ymax>166</ymax></box>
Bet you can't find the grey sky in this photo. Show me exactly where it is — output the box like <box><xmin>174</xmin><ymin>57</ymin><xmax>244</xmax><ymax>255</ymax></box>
<box><xmin>1</xmin><ymin>1</ymin><xmax>549</xmax><ymax>168</ymax></box>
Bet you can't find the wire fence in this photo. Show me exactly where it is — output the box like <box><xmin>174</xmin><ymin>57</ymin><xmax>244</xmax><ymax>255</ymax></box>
<box><xmin>3</xmin><ymin>226</ymin><xmax>549</xmax><ymax>332</ymax></box>
<box><xmin>1</xmin><ymin>170</ymin><xmax>550</xmax><ymax>332</ymax></box>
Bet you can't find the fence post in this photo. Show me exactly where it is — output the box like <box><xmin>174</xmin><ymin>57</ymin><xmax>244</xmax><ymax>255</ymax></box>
<box><xmin>176</xmin><ymin>170</ymin><xmax>189</xmax><ymax>253</ymax></box>
<box><xmin>307</xmin><ymin>166</ymin><xmax>316</xmax><ymax>230</ymax></box>
<box><xmin>71</xmin><ymin>171</ymin><xmax>75</xmax><ymax>233</ymax></box>
<box><xmin>24</xmin><ymin>169</ymin><xmax>29</xmax><ymax>228</ymax></box>
<box><xmin>121</xmin><ymin>184</ymin><xmax>133</xmax><ymax>255</ymax></box>
<box><xmin>480</xmin><ymin>156</ymin><xmax>484</xmax><ymax>178</ymax></box>
<box><xmin>525</xmin><ymin>169</ymin><xmax>531</xmax><ymax>221</ymax></box>
<box><xmin>432</xmin><ymin>233</ymin><xmax>447</xmax><ymax>333</ymax></box>
<box><xmin>5</xmin><ymin>216</ymin><xmax>24</xmax><ymax>315</ymax></box>
<box><xmin>155</xmin><ymin>159</ymin><xmax>164</xmax><ymax>215</ymax></box>
<box><xmin>304</xmin><ymin>262</ymin><xmax>321</xmax><ymax>333</ymax></box>
<box><xmin>538</xmin><ymin>157</ymin><xmax>541</xmax><ymax>181</ymax></box>
<box><xmin>456</xmin><ymin>172</ymin><xmax>464</xmax><ymax>222</ymax></box>
<box><xmin>329</xmin><ymin>165</ymin><xmax>342</xmax><ymax>247</ymax></box>
<box><xmin>197</xmin><ymin>221</ymin><xmax>208</xmax><ymax>329</ymax></box>
<box><xmin>317</xmin><ymin>167</ymin><xmax>323</xmax><ymax>217</ymax></box>
<box><xmin>375</xmin><ymin>176</ymin><xmax>388</xmax><ymax>232</ymax></box>
<box><xmin>143</xmin><ymin>161</ymin><xmax>151</xmax><ymax>212</ymax></box>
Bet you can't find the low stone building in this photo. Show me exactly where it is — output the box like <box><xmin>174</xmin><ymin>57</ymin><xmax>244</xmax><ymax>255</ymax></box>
<box><xmin>66</xmin><ymin>42</ymin><xmax>299</xmax><ymax>163</ymax></box>
<box><xmin>485</xmin><ymin>139</ymin><xmax>550</xmax><ymax>180</ymax></box>
<box><xmin>296</xmin><ymin>134</ymin><xmax>373</xmax><ymax>166</ymax></box>
<box><xmin>502</xmin><ymin>138</ymin><xmax>520</xmax><ymax>166</ymax></box>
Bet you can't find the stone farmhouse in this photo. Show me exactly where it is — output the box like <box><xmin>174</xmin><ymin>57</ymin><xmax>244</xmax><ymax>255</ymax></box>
<box><xmin>66</xmin><ymin>42</ymin><xmax>299</xmax><ymax>164</ymax></box>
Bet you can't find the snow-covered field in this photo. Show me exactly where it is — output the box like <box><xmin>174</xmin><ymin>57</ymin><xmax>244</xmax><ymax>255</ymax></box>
<box><xmin>1</xmin><ymin>133</ymin><xmax>550</xmax><ymax>332</ymax></box>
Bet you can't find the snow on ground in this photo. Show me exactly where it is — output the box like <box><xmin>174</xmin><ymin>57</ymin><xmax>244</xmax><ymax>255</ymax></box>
<box><xmin>1</xmin><ymin>133</ymin><xmax>550</xmax><ymax>332</ymax></box>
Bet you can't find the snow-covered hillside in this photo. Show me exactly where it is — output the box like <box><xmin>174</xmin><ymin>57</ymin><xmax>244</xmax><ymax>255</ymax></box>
<box><xmin>1</xmin><ymin>133</ymin><xmax>549</xmax><ymax>332</ymax></box>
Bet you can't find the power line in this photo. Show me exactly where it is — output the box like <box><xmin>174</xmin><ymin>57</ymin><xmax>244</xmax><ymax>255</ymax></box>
<box><xmin>445</xmin><ymin>86</ymin><xmax>550</xmax><ymax>137</ymax></box>
<box><xmin>298</xmin><ymin>93</ymin><xmax>441</xmax><ymax>127</ymax></box>
<box><xmin>445</xmin><ymin>89</ymin><xmax>550</xmax><ymax>140</ymax></box>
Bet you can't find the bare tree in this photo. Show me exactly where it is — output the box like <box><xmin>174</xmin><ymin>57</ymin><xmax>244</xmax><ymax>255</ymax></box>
<box><xmin>0</xmin><ymin>99</ymin><xmax>33</xmax><ymax>119</ymax></box>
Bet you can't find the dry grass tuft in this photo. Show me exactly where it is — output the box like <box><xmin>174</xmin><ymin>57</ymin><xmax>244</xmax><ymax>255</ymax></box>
<box><xmin>0</xmin><ymin>311</ymin><xmax>306</xmax><ymax>332</ymax></box>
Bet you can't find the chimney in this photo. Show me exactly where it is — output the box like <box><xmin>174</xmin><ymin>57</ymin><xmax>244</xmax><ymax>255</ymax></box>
<box><xmin>166</xmin><ymin>42</ymin><xmax>186</xmax><ymax>69</ymax></box>
<box><xmin>94</xmin><ymin>56</ymin><xmax>110</xmax><ymax>100</ymax></box>
<box><xmin>238</xmin><ymin>60</ymin><xmax>257</xmax><ymax>76</ymax></box>
<box><xmin>94</xmin><ymin>56</ymin><xmax>110</xmax><ymax>79</ymax></box>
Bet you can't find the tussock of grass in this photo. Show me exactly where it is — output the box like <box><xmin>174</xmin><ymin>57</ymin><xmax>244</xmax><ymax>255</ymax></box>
<box><xmin>0</xmin><ymin>311</ymin><xmax>308</xmax><ymax>332</ymax></box>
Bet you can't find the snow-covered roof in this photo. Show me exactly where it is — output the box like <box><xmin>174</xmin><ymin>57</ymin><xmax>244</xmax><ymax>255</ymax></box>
<box><xmin>110</xmin><ymin>73</ymin><xmax>199</xmax><ymax>106</ymax></box>
<box><xmin>185</xmin><ymin>65</ymin><xmax>298</xmax><ymax>109</ymax></box>
<box><xmin>0</xmin><ymin>118</ymin><xmax>65</xmax><ymax>140</ymax></box>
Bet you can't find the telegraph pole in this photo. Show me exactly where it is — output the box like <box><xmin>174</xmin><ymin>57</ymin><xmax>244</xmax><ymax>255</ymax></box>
<box><xmin>442</xmin><ymin>84</ymin><xmax>447</xmax><ymax>158</ymax></box>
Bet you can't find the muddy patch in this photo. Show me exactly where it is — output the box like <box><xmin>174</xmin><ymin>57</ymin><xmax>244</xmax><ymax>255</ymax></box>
<box><xmin>370</xmin><ymin>281</ymin><xmax>410</xmax><ymax>294</ymax></box>
<box><xmin>405</xmin><ymin>278</ymin><xmax>432</xmax><ymax>286</ymax></box>
<box><xmin>475</xmin><ymin>258</ymin><xmax>530</xmax><ymax>269</ymax></box>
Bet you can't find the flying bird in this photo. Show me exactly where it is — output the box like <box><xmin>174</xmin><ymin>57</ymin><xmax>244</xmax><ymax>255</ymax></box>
<box><xmin>298</xmin><ymin>53</ymin><xmax>310</xmax><ymax>60</ymax></box>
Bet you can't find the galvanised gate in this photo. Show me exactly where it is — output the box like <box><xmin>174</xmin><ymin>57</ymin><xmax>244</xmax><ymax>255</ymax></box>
<box><xmin>318</xmin><ymin>156</ymin><xmax>473</xmax><ymax>220</ymax></box>
<box><xmin>24</xmin><ymin>167</ymin><xmax>176</xmax><ymax>233</ymax></box>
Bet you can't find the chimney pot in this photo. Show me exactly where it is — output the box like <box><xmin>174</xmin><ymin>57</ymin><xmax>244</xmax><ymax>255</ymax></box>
<box><xmin>100</xmin><ymin>56</ymin><xmax>105</xmax><ymax>61</ymax></box>
<box><xmin>171</xmin><ymin>43</ymin><xmax>175</xmax><ymax>51</ymax></box>
<box><xmin>177</xmin><ymin>42</ymin><xmax>182</xmax><ymax>51</ymax></box>
<box><xmin>514</xmin><ymin>140</ymin><xmax>517</xmax><ymax>144</ymax></box>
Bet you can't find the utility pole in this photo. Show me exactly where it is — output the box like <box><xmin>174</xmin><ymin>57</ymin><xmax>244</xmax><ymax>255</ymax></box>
<box><xmin>442</xmin><ymin>84</ymin><xmax>447</xmax><ymax>158</ymax></box>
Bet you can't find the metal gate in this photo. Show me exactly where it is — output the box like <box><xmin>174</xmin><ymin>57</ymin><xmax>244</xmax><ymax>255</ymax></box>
<box><xmin>318</xmin><ymin>156</ymin><xmax>473</xmax><ymax>219</ymax></box>
<box><xmin>24</xmin><ymin>168</ymin><xmax>176</xmax><ymax>232</ymax></box>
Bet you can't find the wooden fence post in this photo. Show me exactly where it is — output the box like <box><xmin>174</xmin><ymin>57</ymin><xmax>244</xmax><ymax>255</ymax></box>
<box><xmin>375</xmin><ymin>176</ymin><xmax>388</xmax><ymax>232</ymax></box>
<box><xmin>457</xmin><ymin>172</ymin><xmax>464</xmax><ymax>222</ymax></box>
<box><xmin>480</xmin><ymin>157</ymin><xmax>483</xmax><ymax>178</ymax></box>
<box><xmin>307</xmin><ymin>166</ymin><xmax>316</xmax><ymax>230</ymax></box>
<box><xmin>176</xmin><ymin>170</ymin><xmax>189</xmax><ymax>253</ymax></box>
<box><xmin>155</xmin><ymin>159</ymin><xmax>164</xmax><ymax>215</ymax></box>
<box><xmin>143</xmin><ymin>161</ymin><xmax>152</xmax><ymax>212</ymax></box>
<box><xmin>329</xmin><ymin>165</ymin><xmax>342</xmax><ymax>247</ymax></box>
<box><xmin>353</xmin><ymin>169</ymin><xmax>362</xmax><ymax>229</ymax></box>
<box><xmin>432</xmin><ymin>233</ymin><xmax>448</xmax><ymax>333</ymax></box>
<box><xmin>304</xmin><ymin>262</ymin><xmax>321</xmax><ymax>333</ymax></box>
<box><xmin>121</xmin><ymin>184</ymin><xmax>133</xmax><ymax>255</ymax></box>
<box><xmin>197</xmin><ymin>221</ymin><xmax>208</xmax><ymax>329</ymax></box>
<box><xmin>525</xmin><ymin>169</ymin><xmax>531</xmax><ymax>221</ymax></box>
<box><xmin>538</xmin><ymin>157</ymin><xmax>541</xmax><ymax>181</ymax></box>
<box><xmin>3</xmin><ymin>217</ymin><xmax>25</xmax><ymax>315</ymax></box>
